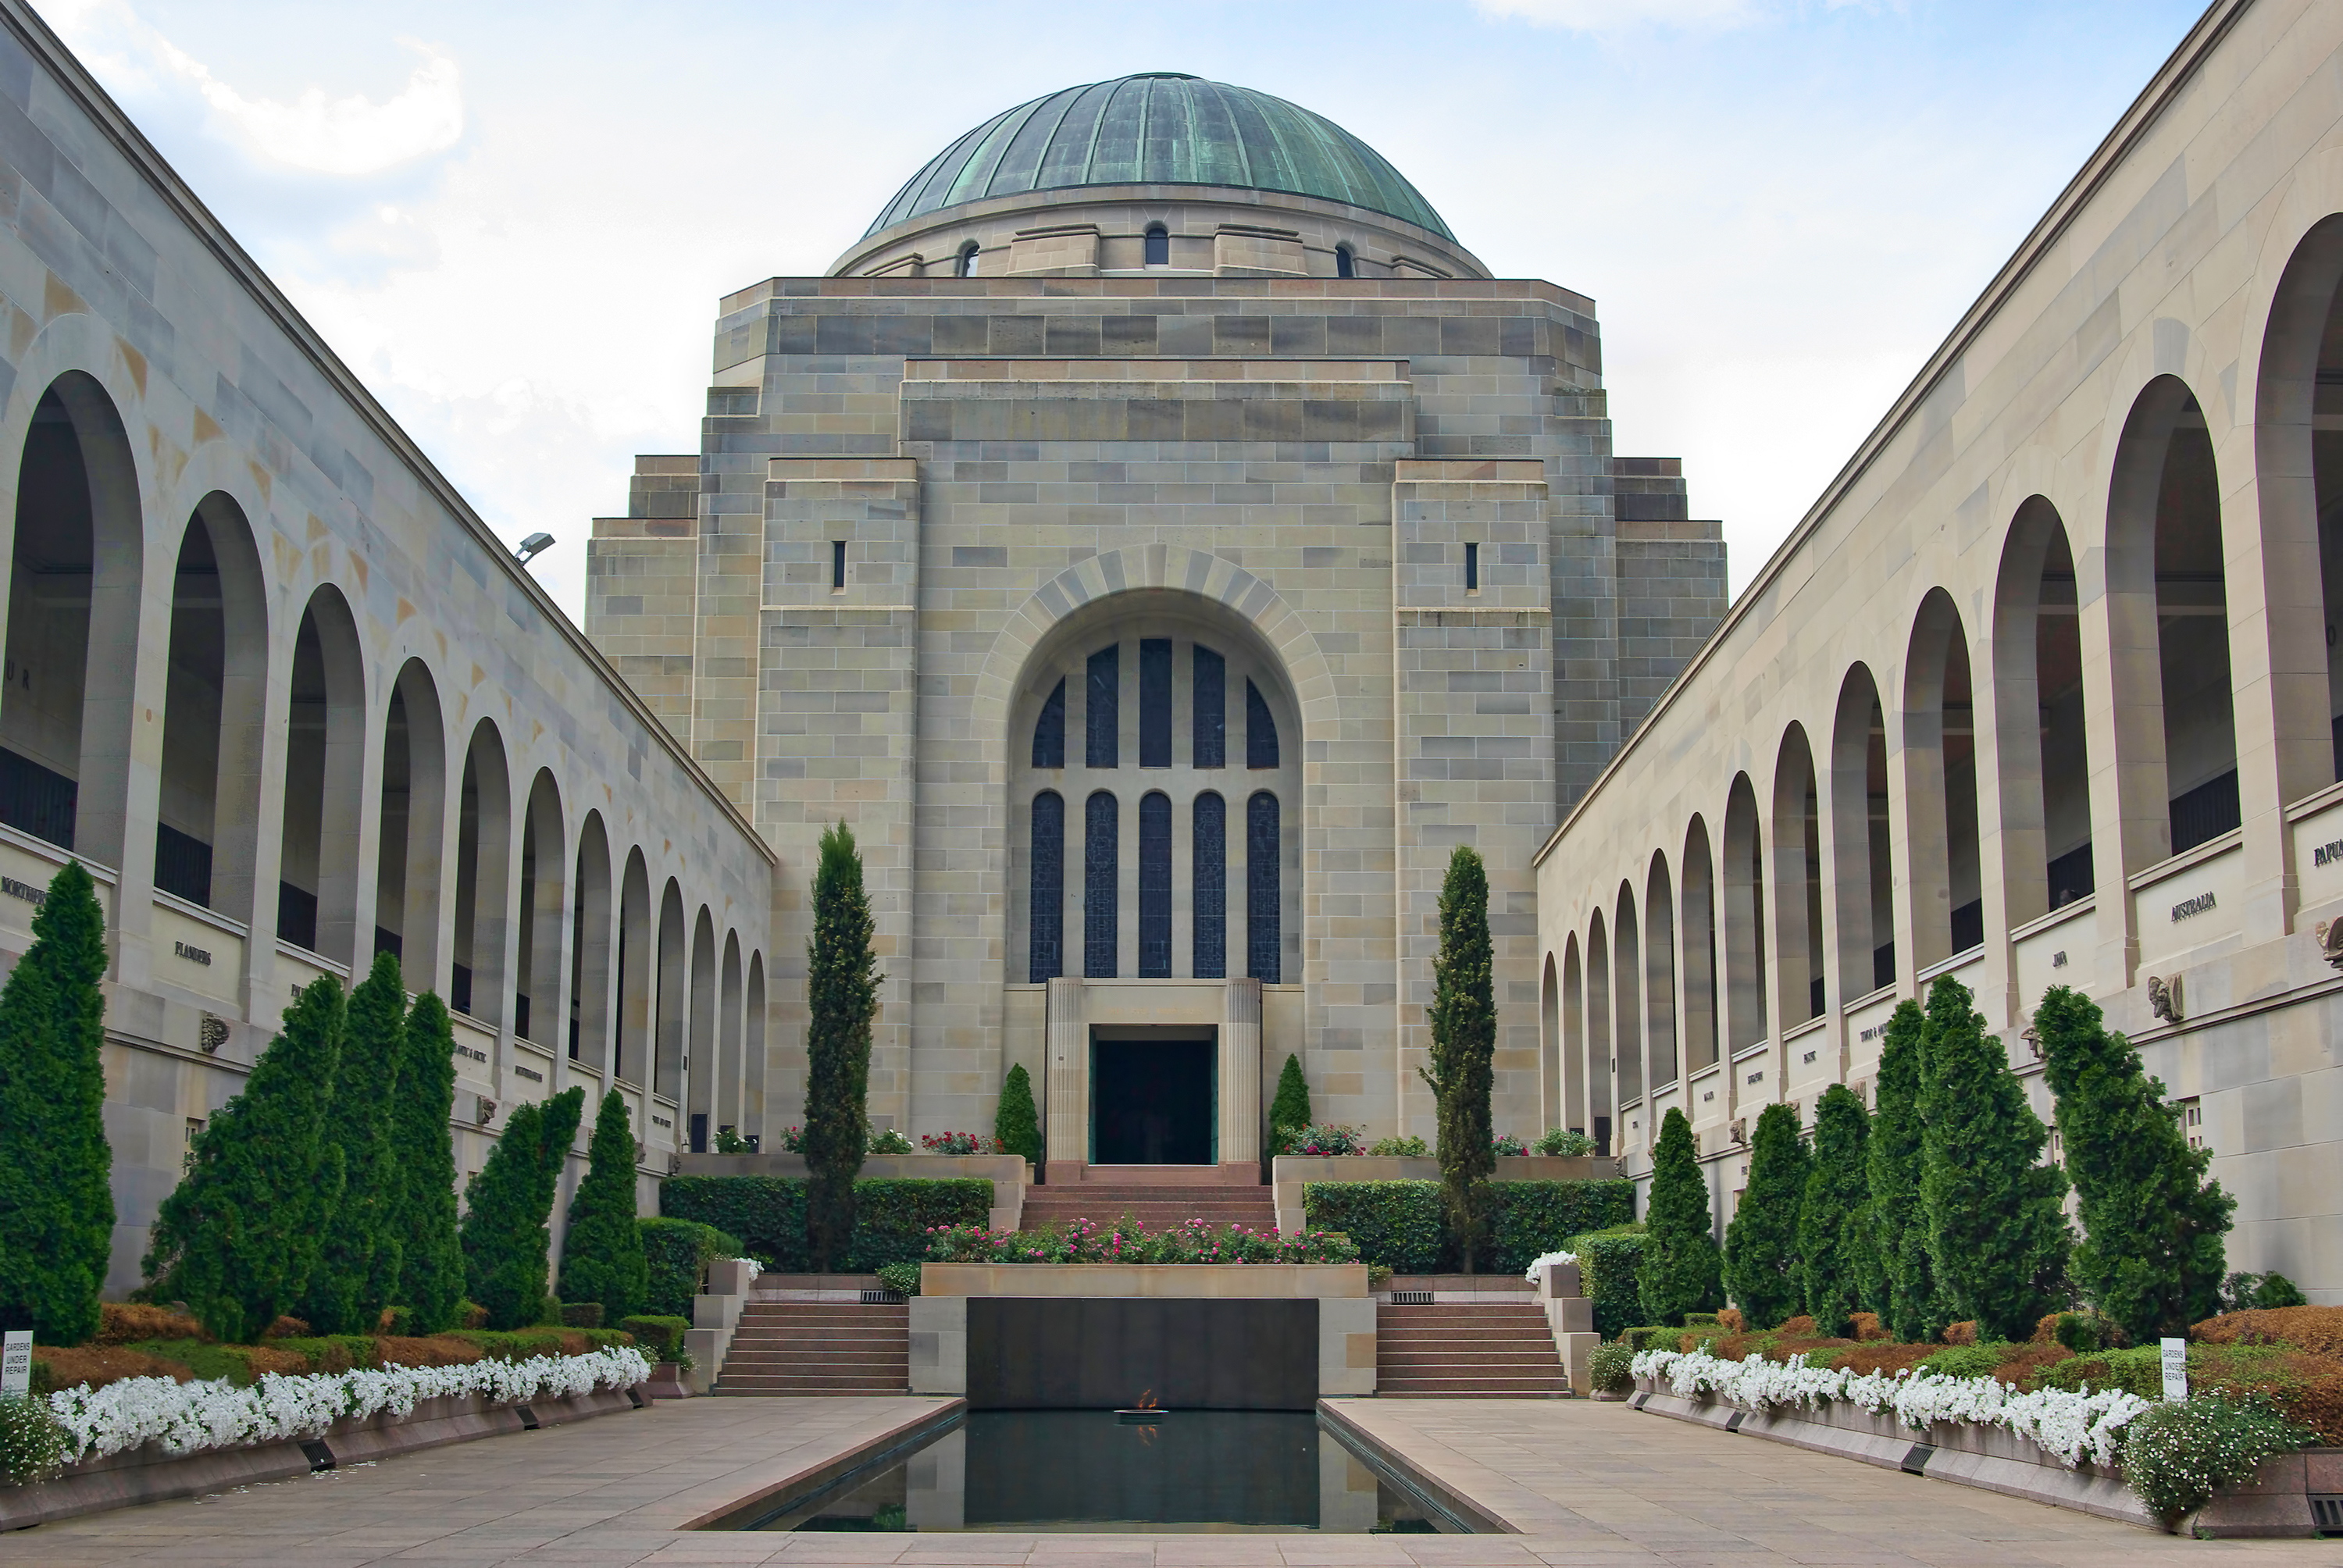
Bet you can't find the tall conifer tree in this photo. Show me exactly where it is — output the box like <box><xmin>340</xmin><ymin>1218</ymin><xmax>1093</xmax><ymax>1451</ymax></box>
<box><xmin>993</xmin><ymin>1064</ymin><xmax>1042</xmax><ymax>1167</ymax></box>
<box><xmin>393</xmin><ymin>991</ymin><xmax>466</xmax><ymax>1333</ymax></box>
<box><xmin>0</xmin><ymin>863</ymin><xmax>112</xmax><ymax>1345</ymax></box>
<box><xmin>1269</xmin><ymin>1053</ymin><xmax>1312</xmax><ymax>1145</ymax></box>
<box><xmin>560</xmin><ymin>1088</ymin><xmax>649</xmax><ymax>1321</ymax></box>
<box><xmin>301</xmin><ymin>952</ymin><xmax>406</xmax><ymax>1333</ymax></box>
<box><xmin>1420</xmin><ymin>846</ymin><xmax>1496</xmax><ymax>1273</ymax></box>
<box><xmin>1867</xmin><ymin>1000</ymin><xmax>1934</xmax><ymax>1341</ymax></box>
<box><xmin>2035</xmin><ymin>985</ymin><xmax>2232</xmax><ymax>1342</ymax></box>
<box><xmin>804</xmin><ymin>822</ymin><xmax>879</xmax><ymax>1270</ymax></box>
<box><xmin>1724</xmin><ymin>1101</ymin><xmax>1807</xmax><ymax>1328</ymax></box>
<box><xmin>461</xmin><ymin>1086</ymin><xmax>585</xmax><ymax>1328</ymax></box>
<box><xmin>1798</xmin><ymin>1083</ymin><xmax>1871</xmax><ymax>1338</ymax></box>
<box><xmin>144</xmin><ymin>975</ymin><xmax>346</xmax><ymax>1342</ymax></box>
<box><xmin>1639</xmin><ymin>1107</ymin><xmax>1723</xmax><ymax>1325</ymax></box>
<box><xmin>1919</xmin><ymin>975</ymin><xmax>2070</xmax><ymax>1340</ymax></box>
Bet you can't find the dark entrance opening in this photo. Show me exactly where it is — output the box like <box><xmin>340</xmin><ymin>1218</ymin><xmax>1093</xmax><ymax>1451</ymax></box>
<box><xmin>1091</xmin><ymin>1037</ymin><xmax>1214</xmax><ymax>1164</ymax></box>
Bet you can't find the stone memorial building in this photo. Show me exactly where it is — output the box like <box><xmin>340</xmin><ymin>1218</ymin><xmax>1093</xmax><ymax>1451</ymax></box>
<box><xmin>587</xmin><ymin>73</ymin><xmax>1728</xmax><ymax>1177</ymax></box>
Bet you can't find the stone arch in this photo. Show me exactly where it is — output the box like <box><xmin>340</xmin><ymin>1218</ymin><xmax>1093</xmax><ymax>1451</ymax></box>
<box><xmin>1993</xmin><ymin>499</ymin><xmax>2095</xmax><ymax>926</ymax></box>
<box><xmin>154</xmin><ymin>492</ymin><xmax>270</xmax><ymax>925</ymax></box>
<box><xmin>1540</xmin><ymin>950</ymin><xmax>1560</xmax><ymax>1132</ymax></box>
<box><xmin>1644</xmin><ymin>851</ymin><xmax>1677</xmax><ymax>1091</ymax></box>
<box><xmin>1771</xmin><ymin>723</ymin><xmax>1825</xmax><ymax>1025</ymax></box>
<box><xmin>616</xmin><ymin>847</ymin><xmax>652</xmax><ymax>1086</ymax></box>
<box><xmin>515</xmin><ymin>769</ymin><xmax>565</xmax><ymax>1048</ymax></box>
<box><xmin>452</xmin><ymin>719</ymin><xmax>513</xmax><ymax>1025</ymax></box>
<box><xmin>744</xmin><ymin>950</ymin><xmax>768</xmax><ymax>1141</ymax></box>
<box><xmin>376</xmin><ymin>658</ymin><xmax>448</xmax><ymax>994</ymax></box>
<box><xmin>1679</xmin><ymin>815</ymin><xmax>1719</xmax><ymax>1074</ymax></box>
<box><xmin>687</xmin><ymin>906</ymin><xmax>718</xmax><ymax>1151</ymax></box>
<box><xmin>719</xmin><ymin>930</ymin><xmax>744</xmax><ymax>1138</ymax></box>
<box><xmin>1829</xmin><ymin>664</ymin><xmax>1894</xmax><ymax>997</ymax></box>
<box><xmin>655</xmin><ymin>878</ymin><xmax>686</xmax><ymax>1103</ymax></box>
<box><xmin>1721</xmin><ymin>774</ymin><xmax>1767</xmax><ymax>1053</ymax></box>
<box><xmin>570</xmin><ymin>811</ymin><xmax>614</xmax><ymax>1070</ymax></box>
<box><xmin>279</xmin><ymin>584</ymin><xmax>366</xmax><ymax>960</ymax></box>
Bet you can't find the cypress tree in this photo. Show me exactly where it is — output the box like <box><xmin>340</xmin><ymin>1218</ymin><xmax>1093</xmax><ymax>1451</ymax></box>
<box><xmin>1867</xmin><ymin>1000</ymin><xmax>1934</xmax><ymax>1341</ymax></box>
<box><xmin>1918</xmin><ymin>975</ymin><xmax>2070</xmax><ymax>1341</ymax></box>
<box><xmin>393</xmin><ymin>991</ymin><xmax>465</xmax><ymax>1334</ymax></box>
<box><xmin>804</xmin><ymin>822</ymin><xmax>879</xmax><ymax>1270</ymax></box>
<box><xmin>0</xmin><ymin>862</ymin><xmax>112</xmax><ymax>1345</ymax></box>
<box><xmin>1419</xmin><ymin>846</ymin><xmax>1496</xmax><ymax>1274</ymax></box>
<box><xmin>1799</xmin><ymin>1083</ymin><xmax>1872</xmax><ymax>1338</ymax></box>
<box><xmin>1639</xmin><ymin>1107</ymin><xmax>1723</xmax><ymax>1325</ymax></box>
<box><xmin>1724</xmin><ymin>1101</ymin><xmax>1807</xmax><ymax>1328</ymax></box>
<box><xmin>1269</xmin><ymin>1053</ymin><xmax>1311</xmax><ymax>1144</ymax></box>
<box><xmin>301</xmin><ymin>952</ymin><xmax>405</xmax><ymax>1333</ymax></box>
<box><xmin>560</xmin><ymin>1088</ymin><xmax>647</xmax><ymax>1321</ymax></box>
<box><xmin>2035</xmin><ymin>985</ymin><xmax>2233</xmax><ymax>1342</ymax></box>
<box><xmin>461</xmin><ymin>1086</ymin><xmax>585</xmax><ymax>1329</ymax></box>
<box><xmin>993</xmin><ymin>1063</ymin><xmax>1042</xmax><ymax>1167</ymax></box>
<box><xmin>144</xmin><ymin>975</ymin><xmax>346</xmax><ymax>1342</ymax></box>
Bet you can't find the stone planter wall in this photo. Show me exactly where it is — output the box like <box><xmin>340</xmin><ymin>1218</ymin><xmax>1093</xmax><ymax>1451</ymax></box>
<box><xmin>0</xmin><ymin>1384</ymin><xmax>644</xmax><ymax>1532</ymax></box>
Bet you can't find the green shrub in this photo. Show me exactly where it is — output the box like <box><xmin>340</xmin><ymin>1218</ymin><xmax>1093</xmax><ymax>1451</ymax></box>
<box><xmin>804</xmin><ymin>823</ymin><xmax>880</xmax><ymax>1270</ymax></box>
<box><xmin>993</xmin><ymin>1064</ymin><xmax>1042</xmax><ymax>1166</ymax></box>
<box><xmin>2121</xmin><ymin>1393</ymin><xmax>2316</xmax><ymax>1521</ymax></box>
<box><xmin>1489</xmin><ymin>1179</ymin><xmax>1637</xmax><ymax>1275</ymax></box>
<box><xmin>1270</xmin><ymin>1053</ymin><xmax>1312</xmax><ymax>1144</ymax></box>
<box><xmin>1366</xmin><ymin>1135</ymin><xmax>1428</xmax><ymax>1157</ymax></box>
<box><xmin>1621</xmin><ymin>1326</ymin><xmax>1676</xmax><ymax>1352</ymax></box>
<box><xmin>459</xmin><ymin>1089</ymin><xmax>586</xmax><ymax>1331</ymax></box>
<box><xmin>560</xmin><ymin>1302</ymin><xmax>604</xmax><ymax>1328</ymax></box>
<box><xmin>452</xmin><ymin>1326</ymin><xmax>634</xmax><ymax>1361</ymax></box>
<box><xmin>2221</xmin><ymin>1270</ymin><xmax>2309</xmax><ymax>1313</ymax></box>
<box><xmin>639</xmin><ymin>1217</ymin><xmax>741</xmax><ymax>1317</ymax></box>
<box><xmin>1367</xmin><ymin>1264</ymin><xmax>1393</xmax><ymax>1292</ymax></box>
<box><xmin>847</xmin><ymin>1179</ymin><xmax>993</xmax><ymax>1270</ymax></box>
<box><xmin>1572</xmin><ymin>1226</ymin><xmax>1648</xmax><ymax>1340</ymax></box>
<box><xmin>1302</xmin><ymin>1181</ymin><xmax>1442</xmax><ymax>1273</ymax></box>
<box><xmin>2050</xmin><ymin>1310</ymin><xmax>2108</xmax><ymax>1354</ymax></box>
<box><xmin>1588</xmin><ymin>1342</ymin><xmax>1636</xmax><ymax>1394</ymax></box>
<box><xmin>0</xmin><ymin>1394</ymin><xmax>69</xmax><ymax>1484</ymax></box>
<box><xmin>1639</xmin><ymin>1109</ymin><xmax>1720</xmax><ymax>1327</ymax></box>
<box><xmin>875</xmin><ymin>1263</ymin><xmax>921</xmax><ymax>1297</ymax></box>
<box><xmin>1534</xmin><ymin>1128</ymin><xmax>1596</xmax><ymax>1157</ymax></box>
<box><xmin>1423</xmin><ymin>846</ymin><xmax>1496</xmax><ymax>1273</ymax></box>
<box><xmin>559</xmin><ymin>1089</ymin><xmax>648</xmax><ymax>1324</ymax></box>
<box><xmin>615</xmin><ymin>1314</ymin><xmax>691</xmax><ymax>1361</ymax></box>
<box><xmin>661</xmin><ymin>1175</ymin><xmax>805</xmax><ymax>1265</ymax></box>
<box><xmin>301</xmin><ymin>952</ymin><xmax>406</xmax><ymax>1335</ymax></box>
<box><xmin>1724</xmin><ymin>1103</ymin><xmax>1806</xmax><ymax>1330</ymax></box>
<box><xmin>658</xmin><ymin>1175</ymin><xmax>990</xmax><ymax>1271</ymax></box>
<box><xmin>390</xmin><ymin>994</ymin><xmax>465</xmax><ymax>1335</ymax></box>
<box><xmin>1917</xmin><ymin>1344</ymin><xmax>2004</xmax><ymax>1380</ymax></box>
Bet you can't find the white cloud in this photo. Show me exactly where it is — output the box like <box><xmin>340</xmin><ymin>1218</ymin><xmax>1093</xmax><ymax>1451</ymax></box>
<box><xmin>153</xmin><ymin>37</ymin><xmax>462</xmax><ymax>176</ymax></box>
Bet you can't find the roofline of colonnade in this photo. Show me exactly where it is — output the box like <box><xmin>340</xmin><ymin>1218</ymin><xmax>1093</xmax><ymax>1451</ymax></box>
<box><xmin>0</xmin><ymin>0</ymin><xmax>776</xmax><ymax>869</ymax></box>
<box><xmin>1535</xmin><ymin>0</ymin><xmax>2251</xmax><ymax>871</ymax></box>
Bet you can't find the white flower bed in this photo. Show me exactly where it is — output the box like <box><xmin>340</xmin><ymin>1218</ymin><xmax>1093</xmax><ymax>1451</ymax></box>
<box><xmin>1522</xmin><ymin>1249</ymin><xmax>1576</xmax><ymax>1285</ymax></box>
<box><xmin>45</xmin><ymin>1346</ymin><xmax>653</xmax><ymax>1465</ymax></box>
<box><xmin>1631</xmin><ymin>1346</ymin><xmax>2149</xmax><ymax>1470</ymax></box>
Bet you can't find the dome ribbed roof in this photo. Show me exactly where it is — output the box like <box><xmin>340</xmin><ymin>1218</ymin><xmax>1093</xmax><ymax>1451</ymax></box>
<box><xmin>864</xmin><ymin>73</ymin><xmax>1453</xmax><ymax>241</ymax></box>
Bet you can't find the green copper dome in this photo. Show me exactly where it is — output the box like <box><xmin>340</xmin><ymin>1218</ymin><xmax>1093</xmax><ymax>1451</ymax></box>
<box><xmin>865</xmin><ymin>73</ymin><xmax>1453</xmax><ymax>241</ymax></box>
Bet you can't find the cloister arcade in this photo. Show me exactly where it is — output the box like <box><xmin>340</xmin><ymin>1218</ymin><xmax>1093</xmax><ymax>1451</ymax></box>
<box><xmin>1534</xmin><ymin>32</ymin><xmax>2343</xmax><ymax>1296</ymax></box>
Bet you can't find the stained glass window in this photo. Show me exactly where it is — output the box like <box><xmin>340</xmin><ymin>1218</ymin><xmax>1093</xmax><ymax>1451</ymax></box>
<box><xmin>1032</xmin><ymin>679</ymin><xmax>1065</xmax><ymax>769</ymax></box>
<box><xmin>1246</xmin><ymin>679</ymin><xmax>1278</xmax><ymax>769</ymax></box>
<box><xmin>1193</xmin><ymin>792</ymin><xmax>1225</xmax><ymax>979</ymax></box>
<box><xmin>1029</xmin><ymin>791</ymin><xmax>1064</xmax><ymax>982</ymax></box>
<box><xmin>1139</xmin><ymin>791</ymin><xmax>1172</xmax><ymax>977</ymax></box>
<box><xmin>1087</xmin><ymin>647</ymin><xmax>1118</xmax><ymax>768</ymax></box>
<box><xmin>1193</xmin><ymin>647</ymin><xmax>1225</xmax><ymax>768</ymax></box>
<box><xmin>1139</xmin><ymin>638</ymin><xmax>1172</xmax><ymax>768</ymax></box>
<box><xmin>1085</xmin><ymin>790</ymin><xmax>1118</xmax><ymax>977</ymax></box>
<box><xmin>1247</xmin><ymin>791</ymin><xmax>1280</xmax><ymax>983</ymax></box>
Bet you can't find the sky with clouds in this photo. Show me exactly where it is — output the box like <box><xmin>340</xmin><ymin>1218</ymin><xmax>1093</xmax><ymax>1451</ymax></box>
<box><xmin>38</xmin><ymin>0</ymin><xmax>2206</xmax><ymax>622</ymax></box>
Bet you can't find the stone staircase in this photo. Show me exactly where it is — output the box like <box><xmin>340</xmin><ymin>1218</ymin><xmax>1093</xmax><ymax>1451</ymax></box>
<box><xmin>1018</xmin><ymin>1181</ymin><xmax>1278</xmax><ymax>1232</ymax></box>
<box><xmin>1375</xmin><ymin>1302</ymin><xmax>1570</xmax><ymax>1397</ymax></box>
<box><xmin>714</xmin><ymin>1299</ymin><xmax>908</xmax><ymax>1395</ymax></box>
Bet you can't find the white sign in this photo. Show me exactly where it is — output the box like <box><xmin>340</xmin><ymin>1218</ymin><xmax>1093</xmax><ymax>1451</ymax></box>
<box><xmin>2160</xmin><ymin>1336</ymin><xmax>2188</xmax><ymax>1402</ymax></box>
<box><xmin>0</xmin><ymin>1330</ymin><xmax>29</xmax><ymax>1399</ymax></box>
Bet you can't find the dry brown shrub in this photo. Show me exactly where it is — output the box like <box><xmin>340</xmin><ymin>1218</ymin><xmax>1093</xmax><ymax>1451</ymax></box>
<box><xmin>95</xmin><ymin>1302</ymin><xmax>207</xmax><ymax>1345</ymax></box>
<box><xmin>261</xmin><ymin>1316</ymin><xmax>312</xmax><ymax>1340</ymax></box>
<box><xmin>2031</xmin><ymin>1313</ymin><xmax>2064</xmax><ymax>1344</ymax></box>
<box><xmin>2270</xmin><ymin>1370</ymin><xmax>2343</xmax><ymax>1445</ymax></box>
<box><xmin>1849</xmin><ymin>1312</ymin><xmax>1889</xmax><ymax>1342</ymax></box>
<box><xmin>374</xmin><ymin>1335</ymin><xmax>485</xmax><ymax>1370</ymax></box>
<box><xmin>1717</xmin><ymin>1307</ymin><xmax>1744</xmax><ymax>1334</ymax></box>
<box><xmin>34</xmin><ymin>1344</ymin><xmax>194</xmax><ymax>1392</ymax></box>
<box><xmin>233</xmin><ymin>1345</ymin><xmax>312</xmax><ymax>1377</ymax></box>
<box><xmin>1988</xmin><ymin>1342</ymin><xmax>2070</xmax><ymax>1387</ymax></box>
<box><xmin>1777</xmin><ymin>1315</ymin><xmax>1817</xmax><ymax>1336</ymax></box>
<box><xmin>2191</xmin><ymin>1306</ymin><xmax>2343</xmax><ymax>1360</ymax></box>
<box><xmin>1942</xmin><ymin>1320</ymin><xmax>1979</xmax><ymax>1345</ymax></box>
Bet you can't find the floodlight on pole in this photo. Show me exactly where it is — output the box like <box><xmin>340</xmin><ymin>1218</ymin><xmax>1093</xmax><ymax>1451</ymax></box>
<box><xmin>515</xmin><ymin>532</ymin><xmax>555</xmax><ymax>566</ymax></box>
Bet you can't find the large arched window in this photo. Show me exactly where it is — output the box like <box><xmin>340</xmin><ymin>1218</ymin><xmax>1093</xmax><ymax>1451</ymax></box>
<box><xmin>1335</xmin><ymin>244</ymin><xmax>1356</xmax><ymax>279</ymax></box>
<box><xmin>1586</xmin><ymin>913</ymin><xmax>1611</xmax><ymax>1145</ymax></box>
<box><xmin>1646</xmin><ymin>855</ymin><xmax>1678</xmax><ymax>1089</ymax></box>
<box><xmin>1139</xmin><ymin>790</ymin><xmax>1172</xmax><ymax>976</ymax></box>
<box><xmin>1246</xmin><ymin>791</ymin><xmax>1280</xmax><ymax>982</ymax></box>
<box><xmin>1830</xmin><ymin>666</ymin><xmax>1895</xmax><ymax>994</ymax></box>
<box><xmin>1680</xmin><ymin>818</ymin><xmax>1719</xmax><ymax>1073</ymax></box>
<box><xmin>1193</xmin><ymin>792</ymin><xmax>1225</xmax><ymax>979</ymax></box>
<box><xmin>954</xmin><ymin>241</ymin><xmax>979</xmax><ymax>277</ymax></box>
<box><xmin>1994</xmin><ymin>502</ymin><xmax>2095</xmax><ymax>923</ymax></box>
<box><xmin>279</xmin><ymin>587</ymin><xmax>362</xmax><ymax>958</ymax></box>
<box><xmin>1541</xmin><ymin>953</ymin><xmax>1561</xmax><ymax>1129</ymax></box>
<box><xmin>1774</xmin><ymin>725</ymin><xmax>1825</xmax><ymax>1023</ymax></box>
<box><xmin>1085</xmin><ymin>790</ymin><xmax>1117</xmax><ymax>978</ymax></box>
<box><xmin>1906</xmin><ymin>591</ymin><xmax>1984</xmax><ymax>964</ymax></box>
<box><xmin>571</xmin><ymin>812</ymin><xmax>613</xmax><ymax>1067</ymax></box>
<box><xmin>375</xmin><ymin>661</ymin><xmax>447</xmax><ymax>992</ymax></box>
<box><xmin>1029</xmin><ymin>790</ymin><xmax>1064</xmax><ymax>982</ymax></box>
<box><xmin>1563</xmin><ymin>934</ymin><xmax>1590</xmax><ymax>1140</ymax></box>
<box><xmin>1614</xmin><ymin>882</ymin><xmax>1642</xmax><ymax>1104</ymax></box>
<box><xmin>158</xmin><ymin>500</ymin><xmax>268</xmax><ymax>917</ymax></box>
<box><xmin>1722</xmin><ymin>775</ymin><xmax>1767</xmax><ymax>1053</ymax></box>
<box><xmin>1144</xmin><ymin>224</ymin><xmax>1170</xmax><ymax>266</ymax></box>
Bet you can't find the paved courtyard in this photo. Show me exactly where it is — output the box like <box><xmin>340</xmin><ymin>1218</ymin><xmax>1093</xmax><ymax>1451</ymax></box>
<box><xmin>0</xmin><ymin>1395</ymin><xmax>2334</xmax><ymax>1565</ymax></box>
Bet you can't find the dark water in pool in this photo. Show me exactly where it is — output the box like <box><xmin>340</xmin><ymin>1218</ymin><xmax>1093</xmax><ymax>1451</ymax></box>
<box><xmin>729</xmin><ymin>1410</ymin><xmax>1452</xmax><ymax>1534</ymax></box>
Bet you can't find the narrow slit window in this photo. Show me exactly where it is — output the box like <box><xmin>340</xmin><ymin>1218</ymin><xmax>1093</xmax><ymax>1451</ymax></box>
<box><xmin>1193</xmin><ymin>646</ymin><xmax>1225</xmax><ymax>768</ymax></box>
<box><xmin>1144</xmin><ymin>225</ymin><xmax>1170</xmax><ymax>266</ymax></box>
<box><xmin>1139</xmin><ymin>791</ymin><xmax>1172</xmax><ymax>977</ymax></box>
<box><xmin>1246</xmin><ymin>679</ymin><xmax>1278</xmax><ymax>769</ymax></box>
<box><xmin>1465</xmin><ymin>542</ymin><xmax>1479</xmax><ymax>593</ymax></box>
<box><xmin>1336</xmin><ymin>244</ymin><xmax>1355</xmax><ymax>279</ymax></box>
<box><xmin>1085</xmin><ymin>791</ymin><xmax>1118</xmax><ymax>978</ymax></box>
<box><xmin>1139</xmin><ymin>638</ymin><xmax>1172</xmax><ymax>768</ymax></box>
<box><xmin>1087</xmin><ymin>646</ymin><xmax>1119</xmax><ymax>768</ymax></box>
<box><xmin>1193</xmin><ymin>792</ymin><xmax>1225</xmax><ymax>978</ymax></box>
<box><xmin>1247</xmin><ymin>791</ymin><xmax>1281</xmax><ymax>984</ymax></box>
<box><xmin>955</xmin><ymin>242</ymin><xmax>979</xmax><ymax>277</ymax></box>
<box><xmin>1032</xmin><ymin>679</ymin><xmax>1065</xmax><ymax>769</ymax></box>
<box><xmin>831</xmin><ymin>540</ymin><xmax>846</xmax><ymax>591</ymax></box>
<box><xmin>1029</xmin><ymin>791</ymin><xmax>1064</xmax><ymax>982</ymax></box>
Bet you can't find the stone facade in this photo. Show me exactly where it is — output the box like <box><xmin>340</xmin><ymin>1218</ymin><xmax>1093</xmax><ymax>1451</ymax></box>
<box><xmin>1535</xmin><ymin>0</ymin><xmax>2343</xmax><ymax>1300</ymax></box>
<box><xmin>588</xmin><ymin>76</ymin><xmax>1728</xmax><ymax>1161</ymax></box>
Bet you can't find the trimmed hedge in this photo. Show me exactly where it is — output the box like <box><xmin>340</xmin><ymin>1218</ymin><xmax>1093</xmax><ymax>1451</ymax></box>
<box><xmin>617</xmin><ymin>1314</ymin><xmax>691</xmax><ymax>1360</ymax></box>
<box><xmin>1300</xmin><ymin>1179</ymin><xmax>1635</xmax><ymax>1274</ymax></box>
<box><xmin>639</xmin><ymin>1217</ymin><xmax>741</xmax><ymax>1317</ymax></box>
<box><xmin>658</xmin><ymin>1176</ymin><xmax>992</xmax><ymax>1271</ymax></box>
<box><xmin>1301</xmin><ymin>1181</ymin><xmax>1442</xmax><ymax>1274</ymax></box>
<box><xmin>1571</xmin><ymin>1225</ymin><xmax>1648</xmax><ymax>1340</ymax></box>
